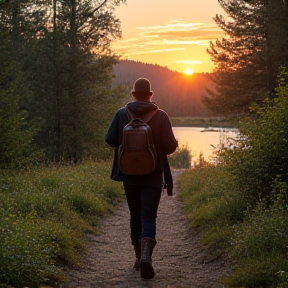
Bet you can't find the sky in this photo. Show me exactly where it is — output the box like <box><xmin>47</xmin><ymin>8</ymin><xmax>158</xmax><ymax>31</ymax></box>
<box><xmin>111</xmin><ymin>0</ymin><xmax>226</xmax><ymax>74</ymax></box>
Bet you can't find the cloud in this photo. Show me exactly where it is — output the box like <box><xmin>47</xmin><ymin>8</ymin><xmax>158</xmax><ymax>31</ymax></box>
<box><xmin>175</xmin><ymin>60</ymin><xmax>203</xmax><ymax>65</ymax></box>
<box><xmin>112</xmin><ymin>20</ymin><xmax>224</xmax><ymax>57</ymax></box>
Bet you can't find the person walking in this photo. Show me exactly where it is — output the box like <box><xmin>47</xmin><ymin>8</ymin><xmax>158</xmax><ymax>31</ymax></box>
<box><xmin>105</xmin><ymin>77</ymin><xmax>178</xmax><ymax>279</ymax></box>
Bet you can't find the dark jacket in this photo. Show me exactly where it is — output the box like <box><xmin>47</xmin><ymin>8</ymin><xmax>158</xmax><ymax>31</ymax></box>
<box><xmin>105</xmin><ymin>100</ymin><xmax>178</xmax><ymax>187</ymax></box>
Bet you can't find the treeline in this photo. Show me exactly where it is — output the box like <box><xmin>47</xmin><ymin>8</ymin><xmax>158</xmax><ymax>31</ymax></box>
<box><xmin>0</xmin><ymin>0</ymin><xmax>125</xmax><ymax>168</ymax></box>
<box><xmin>113</xmin><ymin>60</ymin><xmax>213</xmax><ymax>117</ymax></box>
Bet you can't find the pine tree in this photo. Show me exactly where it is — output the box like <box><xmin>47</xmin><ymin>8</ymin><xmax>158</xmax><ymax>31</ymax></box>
<box><xmin>203</xmin><ymin>0</ymin><xmax>288</xmax><ymax>116</ymax></box>
<box><xmin>8</xmin><ymin>0</ymin><xmax>125</xmax><ymax>162</ymax></box>
<box><xmin>0</xmin><ymin>0</ymin><xmax>126</xmax><ymax>164</ymax></box>
<box><xmin>0</xmin><ymin>0</ymin><xmax>41</xmax><ymax>168</ymax></box>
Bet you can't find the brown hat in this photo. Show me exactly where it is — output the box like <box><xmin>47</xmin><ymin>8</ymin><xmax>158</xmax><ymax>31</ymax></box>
<box><xmin>132</xmin><ymin>78</ymin><xmax>153</xmax><ymax>96</ymax></box>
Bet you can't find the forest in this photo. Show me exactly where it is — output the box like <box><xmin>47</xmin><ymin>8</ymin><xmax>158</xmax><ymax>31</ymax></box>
<box><xmin>113</xmin><ymin>60</ymin><xmax>212</xmax><ymax>117</ymax></box>
<box><xmin>0</xmin><ymin>0</ymin><xmax>126</xmax><ymax>167</ymax></box>
<box><xmin>1</xmin><ymin>0</ymin><xmax>288</xmax><ymax>167</ymax></box>
<box><xmin>0</xmin><ymin>0</ymin><xmax>212</xmax><ymax>169</ymax></box>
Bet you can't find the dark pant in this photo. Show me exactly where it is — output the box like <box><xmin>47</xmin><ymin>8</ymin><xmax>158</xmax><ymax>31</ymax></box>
<box><xmin>124</xmin><ymin>185</ymin><xmax>162</xmax><ymax>243</ymax></box>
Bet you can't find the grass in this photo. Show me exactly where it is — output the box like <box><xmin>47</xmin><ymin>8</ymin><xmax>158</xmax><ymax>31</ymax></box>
<box><xmin>178</xmin><ymin>166</ymin><xmax>288</xmax><ymax>288</ymax></box>
<box><xmin>0</xmin><ymin>161</ymin><xmax>123</xmax><ymax>288</ymax></box>
<box><xmin>3</xmin><ymin>157</ymin><xmax>288</xmax><ymax>287</ymax></box>
<box><xmin>177</xmin><ymin>166</ymin><xmax>242</xmax><ymax>249</ymax></box>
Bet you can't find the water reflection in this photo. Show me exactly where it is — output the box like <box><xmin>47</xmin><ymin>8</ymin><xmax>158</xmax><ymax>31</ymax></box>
<box><xmin>172</xmin><ymin>127</ymin><xmax>238</xmax><ymax>164</ymax></box>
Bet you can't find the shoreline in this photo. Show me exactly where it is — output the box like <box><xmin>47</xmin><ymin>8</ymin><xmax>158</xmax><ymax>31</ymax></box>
<box><xmin>170</xmin><ymin>117</ymin><xmax>239</xmax><ymax>128</ymax></box>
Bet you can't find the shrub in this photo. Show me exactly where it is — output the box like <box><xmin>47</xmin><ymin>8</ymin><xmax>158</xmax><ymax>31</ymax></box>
<box><xmin>225</xmin><ymin>67</ymin><xmax>288</xmax><ymax>207</ymax></box>
<box><xmin>169</xmin><ymin>145</ymin><xmax>192</xmax><ymax>168</ymax></box>
<box><xmin>221</xmin><ymin>67</ymin><xmax>288</xmax><ymax>287</ymax></box>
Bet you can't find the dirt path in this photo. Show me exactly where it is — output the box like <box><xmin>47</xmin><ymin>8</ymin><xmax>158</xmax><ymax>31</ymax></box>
<box><xmin>64</xmin><ymin>170</ymin><xmax>231</xmax><ymax>288</ymax></box>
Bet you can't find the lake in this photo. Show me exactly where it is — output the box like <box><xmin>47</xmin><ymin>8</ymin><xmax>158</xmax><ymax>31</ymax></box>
<box><xmin>172</xmin><ymin>127</ymin><xmax>238</xmax><ymax>164</ymax></box>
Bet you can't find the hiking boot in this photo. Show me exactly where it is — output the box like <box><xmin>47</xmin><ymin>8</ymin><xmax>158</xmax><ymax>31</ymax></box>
<box><xmin>140</xmin><ymin>237</ymin><xmax>157</xmax><ymax>279</ymax></box>
<box><xmin>133</xmin><ymin>241</ymin><xmax>141</xmax><ymax>270</ymax></box>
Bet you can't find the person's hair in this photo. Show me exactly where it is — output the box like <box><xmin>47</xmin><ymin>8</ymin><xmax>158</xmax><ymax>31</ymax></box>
<box><xmin>131</xmin><ymin>78</ymin><xmax>153</xmax><ymax>100</ymax></box>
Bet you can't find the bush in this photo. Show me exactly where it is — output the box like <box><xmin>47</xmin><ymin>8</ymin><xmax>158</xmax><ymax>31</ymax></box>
<box><xmin>178</xmin><ymin>68</ymin><xmax>288</xmax><ymax>287</ymax></box>
<box><xmin>219</xmin><ymin>67</ymin><xmax>288</xmax><ymax>287</ymax></box>
<box><xmin>178</xmin><ymin>164</ymin><xmax>288</xmax><ymax>288</ymax></box>
<box><xmin>169</xmin><ymin>145</ymin><xmax>192</xmax><ymax>168</ymax></box>
<box><xmin>0</xmin><ymin>161</ymin><xmax>123</xmax><ymax>287</ymax></box>
<box><xmin>225</xmin><ymin>67</ymin><xmax>288</xmax><ymax>207</ymax></box>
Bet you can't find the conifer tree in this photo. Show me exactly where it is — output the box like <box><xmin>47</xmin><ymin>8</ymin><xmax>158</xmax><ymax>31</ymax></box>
<box><xmin>0</xmin><ymin>0</ymin><xmax>44</xmax><ymax>167</ymax></box>
<box><xmin>203</xmin><ymin>0</ymin><xmax>288</xmax><ymax>116</ymax></box>
<box><xmin>0</xmin><ymin>0</ymin><xmax>125</xmax><ymax>162</ymax></box>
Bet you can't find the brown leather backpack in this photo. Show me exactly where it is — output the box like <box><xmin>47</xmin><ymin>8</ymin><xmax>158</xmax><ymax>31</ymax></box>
<box><xmin>118</xmin><ymin>107</ymin><xmax>158</xmax><ymax>175</ymax></box>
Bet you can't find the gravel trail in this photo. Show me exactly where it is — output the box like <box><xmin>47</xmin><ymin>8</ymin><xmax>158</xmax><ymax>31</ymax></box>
<box><xmin>64</xmin><ymin>170</ymin><xmax>231</xmax><ymax>288</ymax></box>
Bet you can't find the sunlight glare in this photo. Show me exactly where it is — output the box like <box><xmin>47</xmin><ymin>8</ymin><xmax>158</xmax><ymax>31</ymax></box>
<box><xmin>184</xmin><ymin>67</ymin><xmax>193</xmax><ymax>75</ymax></box>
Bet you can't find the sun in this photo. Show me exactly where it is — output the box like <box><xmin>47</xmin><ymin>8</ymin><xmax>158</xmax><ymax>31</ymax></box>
<box><xmin>184</xmin><ymin>67</ymin><xmax>193</xmax><ymax>75</ymax></box>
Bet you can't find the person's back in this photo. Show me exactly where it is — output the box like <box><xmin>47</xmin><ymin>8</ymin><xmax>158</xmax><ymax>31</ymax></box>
<box><xmin>118</xmin><ymin>105</ymin><xmax>158</xmax><ymax>175</ymax></box>
<box><xmin>105</xmin><ymin>77</ymin><xmax>178</xmax><ymax>279</ymax></box>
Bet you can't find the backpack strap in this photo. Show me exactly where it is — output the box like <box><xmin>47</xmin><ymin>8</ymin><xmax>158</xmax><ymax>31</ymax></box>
<box><xmin>126</xmin><ymin>107</ymin><xmax>158</xmax><ymax>123</ymax></box>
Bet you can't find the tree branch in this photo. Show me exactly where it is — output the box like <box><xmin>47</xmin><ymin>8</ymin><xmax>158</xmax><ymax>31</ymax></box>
<box><xmin>91</xmin><ymin>0</ymin><xmax>109</xmax><ymax>15</ymax></box>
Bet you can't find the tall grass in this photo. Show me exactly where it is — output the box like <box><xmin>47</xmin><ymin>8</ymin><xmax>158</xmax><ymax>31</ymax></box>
<box><xmin>178</xmin><ymin>166</ymin><xmax>288</xmax><ymax>288</ymax></box>
<box><xmin>178</xmin><ymin>166</ymin><xmax>244</xmax><ymax>248</ymax></box>
<box><xmin>0</xmin><ymin>161</ymin><xmax>123</xmax><ymax>287</ymax></box>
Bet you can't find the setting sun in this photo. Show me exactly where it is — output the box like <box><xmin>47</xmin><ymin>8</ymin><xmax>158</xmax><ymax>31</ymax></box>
<box><xmin>112</xmin><ymin>1</ymin><xmax>226</xmax><ymax>73</ymax></box>
<box><xmin>184</xmin><ymin>67</ymin><xmax>193</xmax><ymax>75</ymax></box>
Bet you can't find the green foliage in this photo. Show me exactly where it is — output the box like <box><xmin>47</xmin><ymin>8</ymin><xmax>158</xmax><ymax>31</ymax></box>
<box><xmin>0</xmin><ymin>79</ymin><xmax>35</xmax><ymax>168</ymax></box>
<box><xmin>178</xmin><ymin>166</ymin><xmax>244</xmax><ymax>248</ymax></box>
<box><xmin>226</xmin><ymin>66</ymin><xmax>288</xmax><ymax>205</ymax></box>
<box><xmin>0</xmin><ymin>0</ymin><xmax>126</xmax><ymax>165</ymax></box>
<box><xmin>178</xmin><ymin>166</ymin><xmax>288</xmax><ymax>288</ymax></box>
<box><xmin>226</xmin><ymin>196</ymin><xmax>288</xmax><ymax>287</ymax></box>
<box><xmin>0</xmin><ymin>10</ymin><xmax>41</xmax><ymax>169</ymax></box>
<box><xmin>227</xmin><ymin>67</ymin><xmax>288</xmax><ymax>287</ymax></box>
<box><xmin>0</xmin><ymin>214</ymin><xmax>61</xmax><ymax>287</ymax></box>
<box><xmin>225</xmin><ymin>257</ymin><xmax>288</xmax><ymax>288</ymax></box>
<box><xmin>179</xmin><ymin>68</ymin><xmax>288</xmax><ymax>287</ymax></box>
<box><xmin>195</xmin><ymin>152</ymin><xmax>208</xmax><ymax>168</ymax></box>
<box><xmin>20</xmin><ymin>5</ymin><xmax>123</xmax><ymax>162</ymax></box>
<box><xmin>0</xmin><ymin>161</ymin><xmax>123</xmax><ymax>287</ymax></box>
<box><xmin>168</xmin><ymin>145</ymin><xmax>192</xmax><ymax>169</ymax></box>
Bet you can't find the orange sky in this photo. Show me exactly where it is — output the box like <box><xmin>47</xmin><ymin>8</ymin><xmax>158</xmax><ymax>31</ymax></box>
<box><xmin>111</xmin><ymin>0</ymin><xmax>226</xmax><ymax>74</ymax></box>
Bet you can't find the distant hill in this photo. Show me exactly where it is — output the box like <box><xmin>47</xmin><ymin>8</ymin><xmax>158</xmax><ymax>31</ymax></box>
<box><xmin>113</xmin><ymin>60</ymin><xmax>214</xmax><ymax>117</ymax></box>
